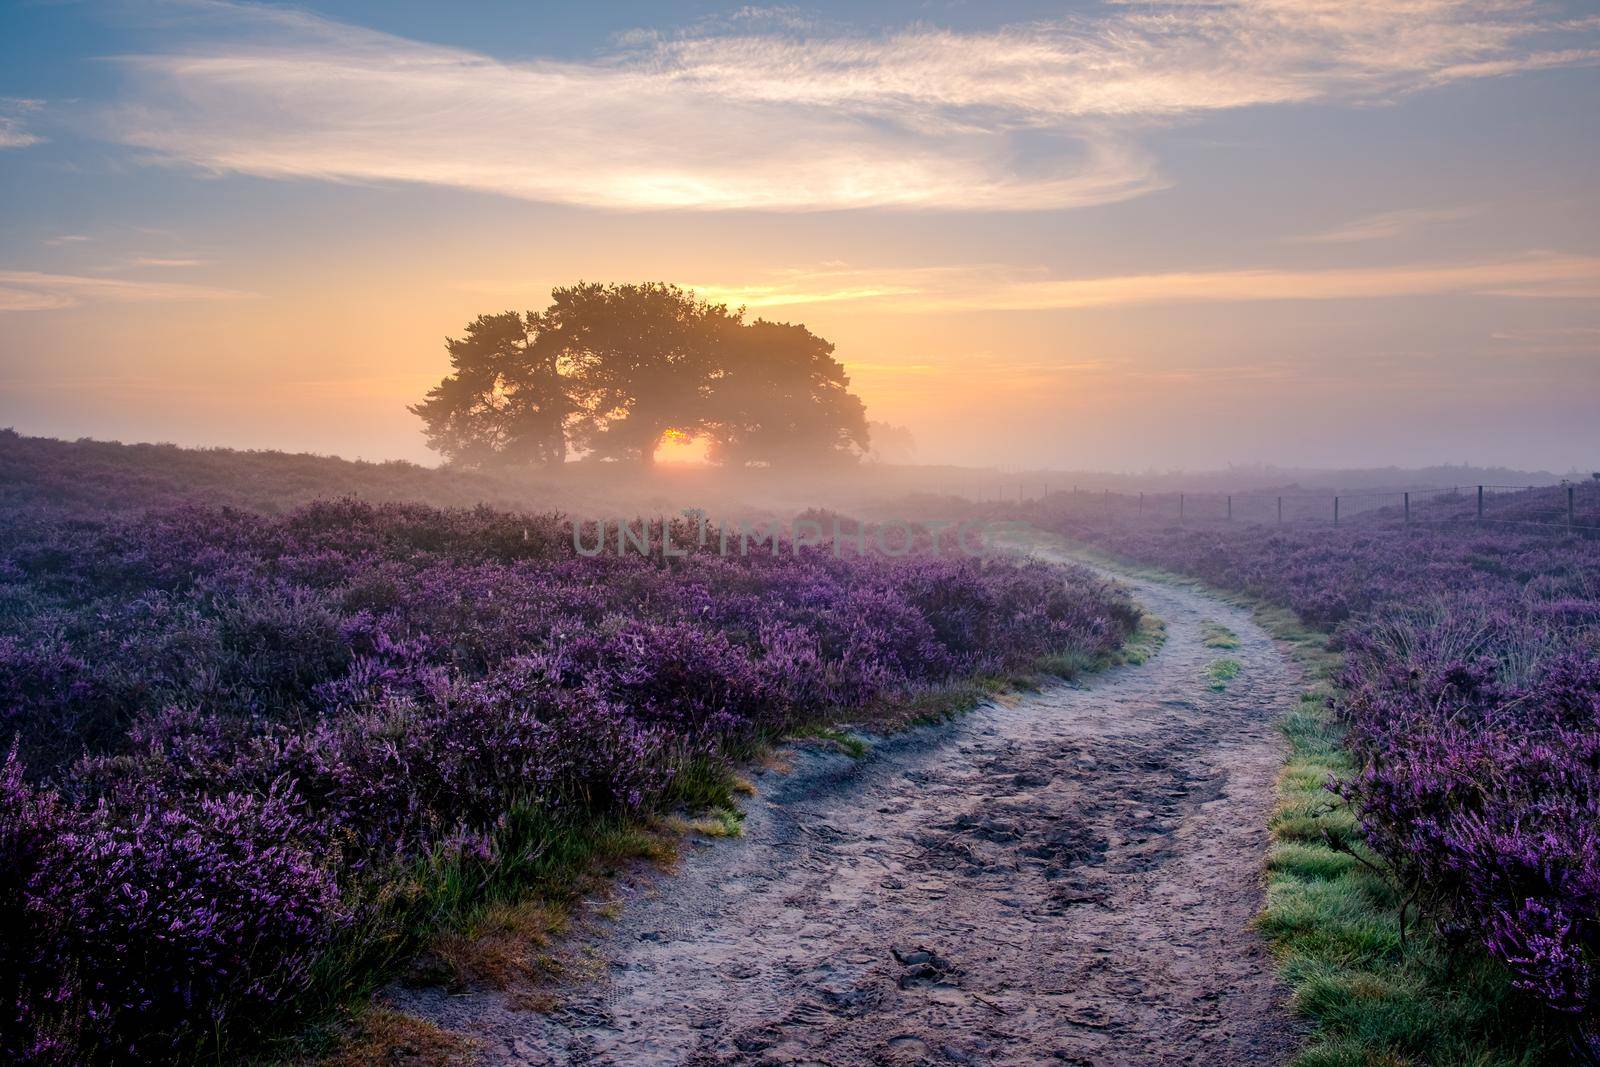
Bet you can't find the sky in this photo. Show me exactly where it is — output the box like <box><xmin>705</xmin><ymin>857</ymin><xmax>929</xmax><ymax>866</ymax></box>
<box><xmin>1</xmin><ymin>0</ymin><xmax>1597</xmax><ymax>472</ymax></box>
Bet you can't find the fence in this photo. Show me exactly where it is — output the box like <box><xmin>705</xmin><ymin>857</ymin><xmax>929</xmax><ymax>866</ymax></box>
<box><xmin>987</xmin><ymin>480</ymin><xmax>1600</xmax><ymax>535</ymax></box>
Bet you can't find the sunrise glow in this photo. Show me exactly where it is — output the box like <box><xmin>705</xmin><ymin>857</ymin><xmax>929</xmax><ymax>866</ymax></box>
<box><xmin>1</xmin><ymin>1</ymin><xmax>1595</xmax><ymax>470</ymax></box>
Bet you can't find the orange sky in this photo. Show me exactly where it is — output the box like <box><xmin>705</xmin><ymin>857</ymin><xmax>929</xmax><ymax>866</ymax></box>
<box><xmin>1</xmin><ymin>1</ymin><xmax>1597</xmax><ymax>471</ymax></box>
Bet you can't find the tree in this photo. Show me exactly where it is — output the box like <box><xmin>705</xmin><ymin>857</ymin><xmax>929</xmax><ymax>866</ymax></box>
<box><xmin>864</xmin><ymin>422</ymin><xmax>916</xmax><ymax>464</ymax></box>
<box><xmin>704</xmin><ymin>319</ymin><xmax>869</xmax><ymax>466</ymax></box>
<box><xmin>546</xmin><ymin>283</ymin><xmax>739</xmax><ymax>465</ymax></box>
<box><xmin>412</xmin><ymin>283</ymin><xmax>871</xmax><ymax>468</ymax></box>
<box><xmin>408</xmin><ymin>312</ymin><xmax>568</xmax><ymax>467</ymax></box>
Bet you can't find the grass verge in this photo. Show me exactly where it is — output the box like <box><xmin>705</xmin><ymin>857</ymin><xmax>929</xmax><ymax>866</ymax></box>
<box><xmin>826</xmin><ymin>606</ymin><xmax>1164</xmax><ymax>741</ymax></box>
<box><xmin>1011</xmin><ymin>527</ymin><xmax>1567</xmax><ymax>1067</ymax></box>
<box><xmin>279</xmin><ymin>812</ymin><xmax>677</xmax><ymax>1064</ymax></box>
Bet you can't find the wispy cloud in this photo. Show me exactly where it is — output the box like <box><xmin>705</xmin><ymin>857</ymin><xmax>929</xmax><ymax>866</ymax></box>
<box><xmin>1291</xmin><ymin>205</ymin><xmax>1484</xmax><ymax>244</ymax></box>
<box><xmin>0</xmin><ymin>270</ymin><xmax>254</xmax><ymax>313</ymax></box>
<box><xmin>1488</xmin><ymin>325</ymin><xmax>1600</xmax><ymax>356</ymax></box>
<box><xmin>693</xmin><ymin>253</ymin><xmax>1600</xmax><ymax>311</ymax></box>
<box><xmin>1491</xmin><ymin>326</ymin><xmax>1600</xmax><ymax>339</ymax></box>
<box><xmin>1430</xmin><ymin>41</ymin><xmax>1600</xmax><ymax>81</ymax></box>
<box><xmin>102</xmin><ymin>0</ymin><xmax>1600</xmax><ymax>211</ymax></box>
<box><xmin>128</xmin><ymin>256</ymin><xmax>207</xmax><ymax>268</ymax></box>
<box><xmin>981</xmin><ymin>254</ymin><xmax>1600</xmax><ymax>309</ymax></box>
<box><xmin>691</xmin><ymin>266</ymin><xmax>995</xmax><ymax>308</ymax></box>
<box><xmin>0</xmin><ymin>98</ymin><xmax>43</xmax><ymax>149</ymax></box>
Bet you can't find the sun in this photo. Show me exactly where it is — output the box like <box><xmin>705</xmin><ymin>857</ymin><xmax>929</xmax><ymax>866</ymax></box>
<box><xmin>654</xmin><ymin>427</ymin><xmax>711</xmax><ymax>466</ymax></box>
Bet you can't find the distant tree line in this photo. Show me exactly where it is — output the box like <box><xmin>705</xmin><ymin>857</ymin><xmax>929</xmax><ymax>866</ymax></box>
<box><xmin>410</xmin><ymin>282</ymin><xmax>870</xmax><ymax>467</ymax></box>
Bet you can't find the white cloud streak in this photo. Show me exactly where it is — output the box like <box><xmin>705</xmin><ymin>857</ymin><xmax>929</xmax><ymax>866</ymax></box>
<box><xmin>128</xmin><ymin>257</ymin><xmax>207</xmax><ymax>268</ymax></box>
<box><xmin>103</xmin><ymin>0</ymin><xmax>1600</xmax><ymax>211</ymax></box>
<box><xmin>0</xmin><ymin>270</ymin><xmax>255</xmax><ymax>313</ymax></box>
<box><xmin>692</xmin><ymin>252</ymin><xmax>1600</xmax><ymax>311</ymax></box>
<box><xmin>1290</xmin><ymin>205</ymin><xmax>1484</xmax><ymax>243</ymax></box>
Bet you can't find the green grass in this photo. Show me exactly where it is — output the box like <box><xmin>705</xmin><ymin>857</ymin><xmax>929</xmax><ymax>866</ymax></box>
<box><xmin>667</xmin><ymin>750</ymin><xmax>757</xmax><ymax>808</ymax></box>
<box><xmin>688</xmin><ymin>807</ymin><xmax>746</xmax><ymax>838</ymax></box>
<box><xmin>1201</xmin><ymin>620</ymin><xmax>1241</xmax><ymax>649</ymax></box>
<box><xmin>1205</xmin><ymin>656</ymin><xmax>1244</xmax><ymax>690</ymax></box>
<box><xmin>789</xmin><ymin>723</ymin><xmax>870</xmax><ymax>758</ymax></box>
<box><xmin>1010</xmin><ymin>526</ymin><xmax>1568</xmax><ymax>1067</ymax></box>
<box><xmin>1115</xmin><ymin>611</ymin><xmax>1168</xmax><ymax>665</ymax></box>
<box><xmin>1262</xmin><ymin>682</ymin><xmax>1562</xmax><ymax>1066</ymax></box>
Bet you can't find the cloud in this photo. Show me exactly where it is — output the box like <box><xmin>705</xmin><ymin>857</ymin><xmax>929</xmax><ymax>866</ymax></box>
<box><xmin>0</xmin><ymin>98</ymin><xmax>43</xmax><ymax>149</ymax></box>
<box><xmin>0</xmin><ymin>270</ymin><xmax>255</xmax><ymax>313</ymax></box>
<box><xmin>128</xmin><ymin>256</ymin><xmax>207</xmax><ymax>268</ymax></box>
<box><xmin>692</xmin><ymin>253</ymin><xmax>1600</xmax><ymax>311</ymax></box>
<box><xmin>1430</xmin><ymin>42</ymin><xmax>1600</xmax><ymax>81</ymax></box>
<box><xmin>1491</xmin><ymin>326</ymin><xmax>1600</xmax><ymax>339</ymax></box>
<box><xmin>983</xmin><ymin>254</ymin><xmax>1600</xmax><ymax>309</ymax></box>
<box><xmin>1291</xmin><ymin>205</ymin><xmax>1484</xmax><ymax>243</ymax></box>
<box><xmin>102</xmin><ymin>0</ymin><xmax>1600</xmax><ymax>211</ymax></box>
<box><xmin>691</xmin><ymin>266</ymin><xmax>986</xmax><ymax>308</ymax></box>
<box><xmin>1488</xmin><ymin>325</ymin><xmax>1600</xmax><ymax>355</ymax></box>
<box><xmin>0</xmin><ymin>288</ymin><xmax>74</xmax><ymax>314</ymax></box>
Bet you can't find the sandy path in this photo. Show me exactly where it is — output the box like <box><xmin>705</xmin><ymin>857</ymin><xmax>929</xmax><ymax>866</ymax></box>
<box><xmin>395</xmin><ymin>552</ymin><xmax>1304</xmax><ymax>1065</ymax></box>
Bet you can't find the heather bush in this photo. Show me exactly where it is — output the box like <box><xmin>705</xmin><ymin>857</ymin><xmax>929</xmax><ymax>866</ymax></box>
<box><xmin>0</xmin><ymin>498</ymin><xmax>1134</xmax><ymax>1061</ymax></box>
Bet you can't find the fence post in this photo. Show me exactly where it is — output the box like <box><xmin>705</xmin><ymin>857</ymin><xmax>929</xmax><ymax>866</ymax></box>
<box><xmin>1138</xmin><ymin>491</ymin><xmax>1144</xmax><ymax>515</ymax></box>
<box><xmin>1180</xmin><ymin>493</ymin><xmax>1185</xmax><ymax>522</ymax></box>
<box><xmin>1227</xmin><ymin>494</ymin><xmax>1233</xmax><ymax>520</ymax></box>
<box><xmin>1570</xmin><ymin>485</ymin><xmax>1577</xmax><ymax>528</ymax></box>
<box><xmin>1277</xmin><ymin>496</ymin><xmax>1282</xmax><ymax>524</ymax></box>
<box><xmin>1333</xmin><ymin>496</ymin><xmax>1339</xmax><ymax>526</ymax></box>
<box><xmin>1404</xmin><ymin>491</ymin><xmax>1410</xmax><ymax>525</ymax></box>
<box><xmin>1477</xmin><ymin>485</ymin><xmax>1484</xmax><ymax>523</ymax></box>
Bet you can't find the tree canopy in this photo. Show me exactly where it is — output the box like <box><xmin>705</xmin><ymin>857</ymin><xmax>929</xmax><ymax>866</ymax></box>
<box><xmin>705</xmin><ymin>319</ymin><xmax>867</xmax><ymax>466</ymax></box>
<box><xmin>408</xmin><ymin>311</ymin><xmax>569</xmax><ymax>467</ymax></box>
<box><xmin>412</xmin><ymin>283</ymin><xmax>869</xmax><ymax>467</ymax></box>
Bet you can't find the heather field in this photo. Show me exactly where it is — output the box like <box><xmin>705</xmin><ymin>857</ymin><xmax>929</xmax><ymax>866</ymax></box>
<box><xmin>4</xmin><ymin>432</ymin><xmax>1598</xmax><ymax>1065</ymax></box>
<box><xmin>1019</xmin><ymin>494</ymin><xmax>1600</xmax><ymax>1061</ymax></box>
<box><xmin>7</xmin><ymin>1</ymin><xmax>1599</xmax><ymax>1060</ymax></box>
<box><xmin>0</xmin><ymin>483</ymin><xmax>1136</xmax><ymax>1062</ymax></box>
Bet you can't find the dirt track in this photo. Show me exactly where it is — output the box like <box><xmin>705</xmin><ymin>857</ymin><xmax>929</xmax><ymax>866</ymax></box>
<box><xmin>396</xmin><ymin>549</ymin><xmax>1305</xmax><ymax>1065</ymax></box>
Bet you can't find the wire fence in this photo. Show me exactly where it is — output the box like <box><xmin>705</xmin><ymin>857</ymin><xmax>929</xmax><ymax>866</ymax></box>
<box><xmin>990</xmin><ymin>480</ymin><xmax>1600</xmax><ymax>535</ymax></box>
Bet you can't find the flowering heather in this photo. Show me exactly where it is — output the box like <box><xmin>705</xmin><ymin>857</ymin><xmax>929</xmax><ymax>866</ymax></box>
<box><xmin>1031</xmin><ymin>501</ymin><xmax>1600</xmax><ymax>1041</ymax></box>
<box><xmin>0</xmin><ymin>498</ymin><xmax>1135</xmax><ymax>1062</ymax></box>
